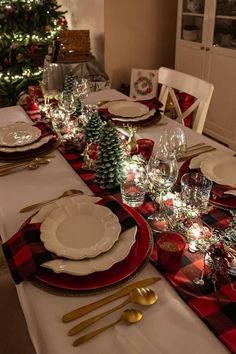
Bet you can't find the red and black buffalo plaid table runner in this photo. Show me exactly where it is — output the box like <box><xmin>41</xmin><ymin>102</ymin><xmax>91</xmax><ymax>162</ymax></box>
<box><xmin>19</xmin><ymin>107</ymin><xmax>236</xmax><ymax>353</ymax></box>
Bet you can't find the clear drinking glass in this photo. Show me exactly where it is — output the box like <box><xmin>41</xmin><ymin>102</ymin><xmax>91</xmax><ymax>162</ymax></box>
<box><xmin>120</xmin><ymin>167</ymin><xmax>146</xmax><ymax>208</ymax></box>
<box><xmin>147</xmin><ymin>151</ymin><xmax>178</xmax><ymax>232</ymax></box>
<box><xmin>181</xmin><ymin>172</ymin><xmax>213</xmax><ymax>215</ymax></box>
<box><xmin>159</xmin><ymin>127</ymin><xmax>187</xmax><ymax>159</ymax></box>
<box><xmin>72</xmin><ymin>78</ymin><xmax>91</xmax><ymax>120</ymax></box>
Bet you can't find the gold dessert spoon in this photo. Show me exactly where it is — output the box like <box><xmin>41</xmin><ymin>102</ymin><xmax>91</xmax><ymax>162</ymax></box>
<box><xmin>72</xmin><ymin>309</ymin><xmax>143</xmax><ymax>347</ymax></box>
<box><xmin>19</xmin><ymin>188</ymin><xmax>83</xmax><ymax>213</ymax></box>
<box><xmin>68</xmin><ymin>287</ymin><xmax>157</xmax><ymax>336</ymax></box>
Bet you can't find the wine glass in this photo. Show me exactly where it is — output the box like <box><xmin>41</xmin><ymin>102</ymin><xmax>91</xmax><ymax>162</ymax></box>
<box><xmin>159</xmin><ymin>127</ymin><xmax>187</xmax><ymax>159</ymax></box>
<box><xmin>72</xmin><ymin>78</ymin><xmax>91</xmax><ymax>121</ymax></box>
<box><xmin>147</xmin><ymin>151</ymin><xmax>178</xmax><ymax>232</ymax></box>
<box><xmin>58</xmin><ymin>91</ymin><xmax>77</xmax><ymax>123</ymax></box>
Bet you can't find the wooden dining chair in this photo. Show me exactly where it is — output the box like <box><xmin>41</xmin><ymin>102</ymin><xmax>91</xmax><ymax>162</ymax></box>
<box><xmin>158</xmin><ymin>67</ymin><xmax>214</xmax><ymax>134</ymax></box>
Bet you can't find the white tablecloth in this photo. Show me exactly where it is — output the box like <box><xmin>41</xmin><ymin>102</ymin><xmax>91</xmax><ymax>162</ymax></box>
<box><xmin>0</xmin><ymin>91</ymin><xmax>231</xmax><ymax>354</ymax></box>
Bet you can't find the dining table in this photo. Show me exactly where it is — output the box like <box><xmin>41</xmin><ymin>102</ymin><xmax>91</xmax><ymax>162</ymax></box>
<box><xmin>0</xmin><ymin>88</ymin><xmax>235</xmax><ymax>354</ymax></box>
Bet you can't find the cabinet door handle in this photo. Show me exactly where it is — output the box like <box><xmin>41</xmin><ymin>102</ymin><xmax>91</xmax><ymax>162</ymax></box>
<box><xmin>206</xmin><ymin>47</ymin><xmax>210</xmax><ymax>51</ymax></box>
<box><xmin>200</xmin><ymin>46</ymin><xmax>205</xmax><ymax>50</ymax></box>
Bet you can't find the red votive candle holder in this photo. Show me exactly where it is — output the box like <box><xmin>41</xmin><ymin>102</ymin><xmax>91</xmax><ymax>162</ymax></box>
<box><xmin>156</xmin><ymin>232</ymin><xmax>186</xmax><ymax>273</ymax></box>
<box><xmin>136</xmin><ymin>138</ymin><xmax>154</xmax><ymax>161</ymax></box>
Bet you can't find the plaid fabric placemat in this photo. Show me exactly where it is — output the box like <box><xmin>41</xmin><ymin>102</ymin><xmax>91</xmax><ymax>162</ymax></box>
<box><xmin>2</xmin><ymin>198</ymin><xmax>138</xmax><ymax>284</ymax></box>
<box><xmin>26</xmin><ymin>106</ymin><xmax>236</xmax><ymax>353</ymax></box>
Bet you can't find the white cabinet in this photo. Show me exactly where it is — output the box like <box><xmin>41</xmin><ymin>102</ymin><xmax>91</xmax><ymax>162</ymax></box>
<box><xmin>175</xmin><ymin>0</ymin><xmax>236</xmax><ymax>150</ymax></box>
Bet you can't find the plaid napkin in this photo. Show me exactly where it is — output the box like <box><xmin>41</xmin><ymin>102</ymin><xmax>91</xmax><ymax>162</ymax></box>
<box><xmin>2</xmin><ymin>198</ymin><xmax>138</xmax><ymax>284</ymax></box>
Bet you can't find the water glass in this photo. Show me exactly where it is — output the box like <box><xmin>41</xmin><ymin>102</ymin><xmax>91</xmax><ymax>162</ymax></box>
<box><xmin>181</xmin><ymin>173</ymin><xmax>213</xmax><ymax>214</ymax></box>
<box><xmin>120</xmin><ymin>169</ymin><xmax>146</xmax><ymax>207</ymax></box>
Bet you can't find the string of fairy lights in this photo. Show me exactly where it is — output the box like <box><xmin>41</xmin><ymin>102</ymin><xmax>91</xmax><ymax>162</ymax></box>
<box><xmin>0</xmin><ymin>0</ymin><xmax>66</xmax><ymax>84</ymax></box>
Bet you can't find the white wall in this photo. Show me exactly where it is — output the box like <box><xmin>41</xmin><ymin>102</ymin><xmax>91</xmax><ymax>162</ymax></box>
<box><xmin>104</xmin><ymin>0</ymin><xmax>178</xmax><ymax>88</ymax></box>
<box><xmin>58</xmin><ymin>0</ymin><xmax>105</xmax><ymax>68</ymax></box>
<box><xmin>58</xmin><ymin>0</ymin><xmax>178</xmax><ymax>88</ymax></box>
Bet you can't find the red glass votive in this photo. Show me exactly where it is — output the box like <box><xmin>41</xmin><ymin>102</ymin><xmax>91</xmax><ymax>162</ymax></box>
<box><xmin>156</xmin><ymin>232</ymin><xmax>186</xmax><ymax>273</ymax></box>
<box><xmin>136</xmin><ymin>139</ymin><xmax>154</xmax><ymax>161</ymax></box>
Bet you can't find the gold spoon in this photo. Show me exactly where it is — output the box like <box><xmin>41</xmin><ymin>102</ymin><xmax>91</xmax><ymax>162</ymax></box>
<box><xmin>0</xmin><ymin>159</ymin><xmax>50</xmax><ymax>176</ymax></box>
<box><xmin>19</xmin><ymin>188</ymin><xmax>84</xmax><ymax>213</ymax></box>
<box><xmin>68</xmin><ymin>287</ymin><xmax>157</xmax><ymax>336</ymax></box>
<box><xmin>72</xmin><ymin>309</ymin><xmax>143</xmax><ymax>347</ymax></box>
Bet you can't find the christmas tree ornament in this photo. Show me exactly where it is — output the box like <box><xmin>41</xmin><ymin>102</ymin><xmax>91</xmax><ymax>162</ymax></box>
<box><xmin>95</xmin><ymin>121</ymin><xmax>125</xmax><ymax>189</ymax></box>
<box><xmin>124</xmin><ymin>124</ymin><xmax>138</xmax><ymax>154</ymax></box>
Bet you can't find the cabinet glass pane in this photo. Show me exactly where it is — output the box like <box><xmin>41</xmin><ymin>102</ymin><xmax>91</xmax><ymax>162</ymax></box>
<box><xmin>181</xmin><ymin>15</ymin><xmax>203</xmax><ymax>42</ymax></box>
<box><xmin>182</xmin><ymin>0</ymin><xmax>205</xmax><ymax>13</ymax></box>
<box><xmin>213</xmin><ymin>18</ymin><xmax>236</xmax><ymax>48</ymax></box>
<box><xmin>181</xmin><ymin>1</ymin><xmax>205</xmax><ymax>42</ymax></box>
<box><xmin>216</xmin><ymin>0</ymin><xmax>236</xmax><ymax>16</ymax></box>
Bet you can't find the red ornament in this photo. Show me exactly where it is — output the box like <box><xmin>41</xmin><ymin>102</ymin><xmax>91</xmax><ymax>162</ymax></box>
<box><xmin>24</xmin><ymin>14</ymin><xmax>29</xmax><ymax>22</ymax></box>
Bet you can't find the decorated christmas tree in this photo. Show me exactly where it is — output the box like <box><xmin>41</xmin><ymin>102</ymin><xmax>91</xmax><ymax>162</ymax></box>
<box><xmin>95</xmin><ymin>121</ymin><xmax>125</xmax><ymax>189</ymax></box>
<box><xmin>0</xmin><ymin>0</ymin><xmax>67</xmax><ymax>106</ymax></box>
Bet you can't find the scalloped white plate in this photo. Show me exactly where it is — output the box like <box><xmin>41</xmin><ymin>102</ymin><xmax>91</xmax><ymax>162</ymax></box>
<box><xmin>0</xmin><ymin>122</ymin><xmax>41</xmax><ymax>147</ymax></box>
<box><xmin>200</xmin><ymin>156</ymin><xmax>236</xmax><ymax>187</ymax></box>
<box><xmin>40</xmin><ymin>202</ymin><xmax>121</xmax><ymax>260</ymax></box>
<box><xmin>42</xmin><ymin>226</ymin><xmax>137</xmax><ymax>275</ymax></box>
<box><xmin>108</xmin><ymin>101</ymin><xmax>149</xmax><ymax>118</ymax></box>
<box><xmin>0</xmin><ymin>134</ymin><xmax>53</xmax><ymax>153</ymax></box>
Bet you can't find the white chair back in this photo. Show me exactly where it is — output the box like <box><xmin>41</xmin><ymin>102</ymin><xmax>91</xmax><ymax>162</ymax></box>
<box><xmin>158</xmin><ymin>67</ymin><xmax>214</xmax><ymax>134</ymax></box>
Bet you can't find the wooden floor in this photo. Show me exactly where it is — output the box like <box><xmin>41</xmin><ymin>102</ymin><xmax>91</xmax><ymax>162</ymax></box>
<box><xmin>0</xmin><ymin>242</ymin><xmax>36</xmax><ymax>354</ymax></box>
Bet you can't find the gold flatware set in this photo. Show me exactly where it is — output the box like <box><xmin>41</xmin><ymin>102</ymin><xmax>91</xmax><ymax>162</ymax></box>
<box><xmin>179</xmin><ymin>143</ymin><xmax>216</xmax><ymax>162</ymax></box>
<box><xmin>0</xmin><ymin>155</ymin><xmax>55</xmax><ymax>176</ymax></box>
<box><xmin>62</xmin><ymin>276</ymin><xmax>161</xmax><ymax>347</ymax></box>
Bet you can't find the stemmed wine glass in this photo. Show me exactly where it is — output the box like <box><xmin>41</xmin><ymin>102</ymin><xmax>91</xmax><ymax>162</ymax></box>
<box><xmin>159</xmin><ymin>127</ymin><xmax>187</xmax><ymax>159</ymax></box>
<box><xmin>147</xmin><ymin>150</ymin><xmax>178</xmax><ymax>232</ymax></box>
<box><xmin>72</xmin><ymin>78</ymin><xmax>91</xmax><ymax>122</ymax></box>
<box><xmin>57</xmin><ymin>92</ymin><xmax>77</xmax><ymax>139</ymax></box>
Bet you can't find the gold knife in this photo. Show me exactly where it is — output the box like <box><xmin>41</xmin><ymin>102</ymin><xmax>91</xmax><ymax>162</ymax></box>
<box><xmin>62</xmin><ymin>276</ymin><xmax>161</xmax><ymax>323</ymax></box>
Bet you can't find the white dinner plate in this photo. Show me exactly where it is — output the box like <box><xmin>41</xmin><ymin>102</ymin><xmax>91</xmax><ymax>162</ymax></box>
<box><xmin>0</xmin><ymin>122</ymin><xmax>41</xmax><ymax>147</ymax></box>
<box><xmin>200</xmin><ymin>156</ymin><xmax>236</xmax><ymax>187</ymax></box>
<box><xmin>108</xmin><ymin>101</ymin><xmax>149</xmax><ymax>118</ymax></box>
<box><xmin>0</xmin><ymin>134</ymin><xmax>53</xmax><ymax>153</ymax></box>
<box><xmin>40</xmin><ymin>202</ymin><xmax>121</xmax><ymax>260</ymax></box>
<box><xmin>41</xmin><ymin>226</ymin><xmax>137</xmax><ymax>275</ymax></box>
<box><xmin>189</xmin><ymin>150</ymin><xmax>234</xmax><ymax>170</ymax></box>
<box><xmin>112</xmin><ymin>108</ymin><xmax>156</xmax><ymax>122</ymax></box>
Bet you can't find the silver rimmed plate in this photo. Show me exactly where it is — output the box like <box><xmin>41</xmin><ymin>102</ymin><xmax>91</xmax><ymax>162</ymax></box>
<box><xmin>0</xmin><ymin>122</ymin><xmax>41</xmax><ymax>147</ymax></box>
<box><xmin>40</xmin><ymin>202</ymin><xmax>121</xmax><ymax>260</ymax></box>
<box><xmin>108</xmin><ymin>101</ymin><xmax>149</xmax><ymax>118</ymax></box>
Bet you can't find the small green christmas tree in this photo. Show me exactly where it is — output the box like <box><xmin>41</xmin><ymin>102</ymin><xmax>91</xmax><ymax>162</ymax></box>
<box><xmin>95</xmin><ymin>121</ymin><xmax>124</xmax><ymax>189</ymax></box>
<box><xmin>85</xmin><ymin>112</ymin><xmax>103</xmax><ymax>143</ymax></box>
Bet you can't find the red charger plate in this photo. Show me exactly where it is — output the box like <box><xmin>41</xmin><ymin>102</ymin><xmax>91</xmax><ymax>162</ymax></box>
<box><xmin>33</xmin><ymin>203</ymin><xmax>153</xmax><ymax>292</ymax></box>
<box><xmin>178</xmin><ymin>159</ymin><xmax>236</xmax><ymax>210</ymax></box>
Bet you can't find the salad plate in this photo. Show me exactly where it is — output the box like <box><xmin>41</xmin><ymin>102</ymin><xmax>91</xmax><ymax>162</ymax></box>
<box><xmin>40</xmin><ymin>202</ymin><xmax>121</xmax><ymax>260</ymax></box>
<box><xmin>41</xmin><ymin>226</ymin><xmax>137</xmax><ymax>275</ymax></box>
<box><xmin>0</xmin><ymin>122</ymin><xmax>41</xmax><ymax>147</ymax></box>
<box><xmin>108</xmin><ymin>101</ymin><xmax>149</xmax><ymax>118</ymax></box>
<box><xmin>0</xmin><ymin>134</ymin><xmax>53</xmax><ymax>153</ymax></box>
